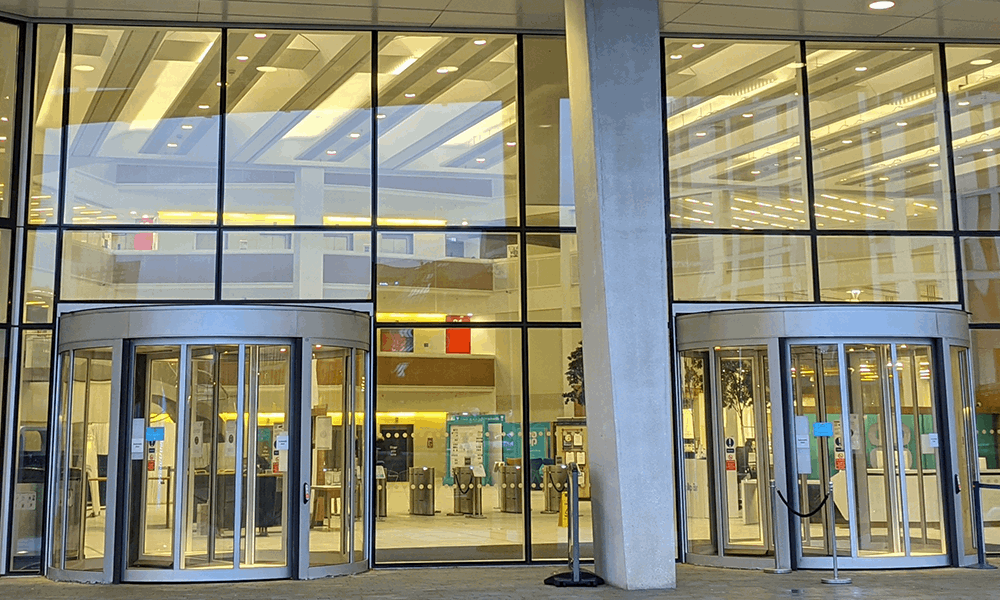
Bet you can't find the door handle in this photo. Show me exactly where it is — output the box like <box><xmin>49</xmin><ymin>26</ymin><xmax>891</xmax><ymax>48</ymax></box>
<box><xmin>303</xmin><ymin>482</ymin><xmax>310</xmax><ymax>504</ymax></box>
<box><xmin>955</xmin><ymin>474</ymin><xmax>961</xmax><ymax>495</ymax></box>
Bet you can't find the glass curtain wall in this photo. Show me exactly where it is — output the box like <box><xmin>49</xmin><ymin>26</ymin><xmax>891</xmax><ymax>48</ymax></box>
<box><xmin>6</xmin><ymin>26</ymin><xmax>584</xmax><ymax>571</ymax></box>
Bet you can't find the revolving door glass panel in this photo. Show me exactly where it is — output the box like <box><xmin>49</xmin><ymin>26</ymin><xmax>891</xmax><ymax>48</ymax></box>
<box><xmin>124</xmin><ymin>342</ymin><xmax>292</xmax><ymax>574</ymax></box>
<box><xmin>789</xmin><ymin>343</ymin><xmax>947</xmax><ymax>562</ymax></box>
<box><xmin>716</xmin><ymin>347</ymin><xmax>773</xmax><ymax>556</ymax></box>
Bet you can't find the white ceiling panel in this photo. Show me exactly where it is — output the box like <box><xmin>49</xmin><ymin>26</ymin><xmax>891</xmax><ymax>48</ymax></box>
<box><xmin>0</xmin><ymin>0</ymin><xmax>996</xmax><ymax>38</ymax></box>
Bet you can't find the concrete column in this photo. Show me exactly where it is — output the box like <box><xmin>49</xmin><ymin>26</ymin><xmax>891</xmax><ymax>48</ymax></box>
<box><xmin>564</xmin><ymin>0</ymin><xmax>675</xmax><ymax>590</ymax></box>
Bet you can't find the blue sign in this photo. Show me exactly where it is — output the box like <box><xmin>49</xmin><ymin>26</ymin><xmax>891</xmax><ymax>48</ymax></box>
<box><xmin>146</xmin><ymin>426</ymin><xmax>165</xmax><ymax>442</ymax></box>
<box><xmin>813</xmin><ymin>422</ymin><xmax>834</xmax><ymax>438</ymax></box>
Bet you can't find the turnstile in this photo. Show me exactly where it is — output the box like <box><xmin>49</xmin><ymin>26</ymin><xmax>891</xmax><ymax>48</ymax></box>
<box><xmin>449</xmin><ymin>466</ymin><xmax>485</xmax><ymax>518</ymax></box>
<box><xmin>498</xmin><ymin>465</ymin><xmax>523</xmax><ymax>514</ymax></box>
<box><xmin>542</xmin><ymin>464</ymin><xmax>570</xmax><ymax>514</ymax></box>
<box><xmin>408</xmin><ymin>466</ymin><xmax>435</xmax><ymax>516</ymax></box>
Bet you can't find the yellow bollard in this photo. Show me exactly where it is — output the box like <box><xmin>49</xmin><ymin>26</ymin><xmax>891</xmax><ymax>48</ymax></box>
<box><xmin>558</xmin><ymin>491</ymin><xmax>569</xmax><ymax>528</ymax></box>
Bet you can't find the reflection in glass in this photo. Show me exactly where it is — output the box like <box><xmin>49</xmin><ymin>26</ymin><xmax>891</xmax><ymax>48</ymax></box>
<box><xmin>375</xmin><ymin>328</ymin><xmax>523</xmax><ymax>562</ymax></box>
<box><xmin>61</xmin><ymin>230</ymin><xmax>216</xmax><ymax>300</ymax></box>
<box><xmin>528</xmin><ymin>329</ymin><xmax>592</xmax><ymax>560</ymax></box>
<box><xmin>376</xmin><ymin>232</ymin><xmax>520</xmax><ymax>322</ymax></box>
<box><xmin>946</xmin><ymin>46</ymin><xmax>1000</xmax><ymax>230</ymax></box>
<box><xmin>353</xmin><ymin>350</ymin><xmax>367</xmax><ymax>561</ymax></box>
<box><xmin>681</xmin><ymin>350</ymin><xmax>714</xmax><ymax>555</ymax></box>
<box><xmin>0</xmin><ymin>22</ymin><xmax>19</xmax><ymax>218</ymax></box>
<box><xmin>950</xmin><ymin>346</ymin><xmax>977</xmax><ymax>556</ymax></box>
<box><xmin>666</xmin><ymin>40</ymin><xmax>808</xmax><ymax>230</ymax></box>
<box><xmin>10</xmin><ymin>330</ymin><xmax>52</xmax><ymax>572</ymax></box>
<box><xmin>961</xmin><ymin>237</ymin><xmax>1000</xmax><ymax>322</ymax></box>
<box><xmin>222</xmin><ymin>231</ymin><xmax>371</xmax><ymax>300</ymax></box>
<box><xmin>309</xmin><ymin>347</ymin><xmax>349</xmax><ymax>567</ymax></box>
<box><xmin>65</xmin><ymin>28</ymin><xmax>222</xmax><ymax>225</ymax></box>
<box><xmin>377</xmin><ymin>34</ymin><xmax>518</xmax><ymax>227</ymax></box>
<box><xmin>225</xmin><ymin>30</ymin><xmax>371</xmax><ymax>226</ymax></box>
<box><xmin>671</xmin><ymin>234</ymin><xmax>813</xmax><ymax>302</ymax></box>
<box><xmin>28</xmin><ymin>25</ymin><xmax>64</xmax><ymax>224</ymax></box>
<box><xmin>806</xmin><ymin>44</ymin><xmax>951</xmax><ymax>231</ymax></box>
<box><xmin>526</xmin><ymin>234</ymin><xmax>579</xmax><ymax>321</ymax></box>
<box><xmin>970</xmin><ymin>330</ymin><xmax>1000</xmax><ymax>553</ymax></box>
<box><xmin>523</xmin><ymin>36</ymin><xmax>574</xmax><ymax>227</ymax></box>
<box><xmin>0</xmin><ymin>229</ymin><xmax>11</xmax><ymax>322</ymax></box>
<box><xmin>817</xmin><ymin>235</ymin><xmax>956</xmax><ymax>302</ymax></box>
<box><xmin>23</xmin><ymin>230</ymin><xmax>57</xmax><ymax>323</ymax></box>
<box><xmin>62</xmin><ymin>348</ymin><xmax>113</xmax><ymax>571</ymax></box>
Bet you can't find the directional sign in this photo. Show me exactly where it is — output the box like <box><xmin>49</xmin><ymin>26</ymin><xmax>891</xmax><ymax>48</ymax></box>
<box><xmin>813</xmin><ymin>422</ymin><xmax>834</xmax><ymax>437</ymax></box>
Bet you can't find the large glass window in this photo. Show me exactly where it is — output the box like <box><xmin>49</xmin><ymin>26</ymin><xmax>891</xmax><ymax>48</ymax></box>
<box><xmin>9</xmin><ymin>330</ymin><xmax>52</xmax><ymax>572</ymax></box>
<box><xmin>526</xmin><ymin>233</ymin><xmax>578</xmax><ymax>322</ymax></box>
<box><xmin>376</xmin><ymin>231</ymin><xmax>520</xmax><ymax>322</ymax></box>
<box><xmin>65</xmin><ymin>28</ymin><xmax>222</xmax><ymax>225</ymax></box>
<box><xmin>377</xmin><ymin>34</ymin><xmax>518</xmax><ymax>227</ymax></box>
<box><xmin>970</xmin><ymin>330</ymin><xmax>1000</xmax><ymax>552</ymax></box>
<box><xmin>23</xmin><ymin>230</ymin><xmax>57</xmax><ymax>323</ymax></box>
<box><xmin>671</xmin><ymin>234</ymin><xmax>813</xmax><ymax>302</ymax></box>
<box><xmin>947</xmin><ymin>46</ymin><xmax>1000</xmax><ymax>231</ymax></box>
<box><xmin>527</xmin><ymin>328</ymin><xmax>592</xmax><ymax>560</ymax></box>
<box><xmin>963</xmin><ymin>237</ymin><xmax>1000</xmax><ymax>323</ymax></box>
<box><xmin>28</xmin><ymin>25</ymin><xmax>64</xmax><ymax>224</ymax></box>
<box><xmin>221</xmin><ymin>231</ymin><xmax>371</xmax><ymax>300</ymax></box>
<box><xmin>665</xmin><ymin>40</ymin><xmax>808</xmax><ymax>230</ymax></box>
<box><xmin>0</xmin><ymin>22</ymin><xmax>18</xmax><ymax>218</ymax></box>
<box><xmin>817</xmin><ymin>235</ymin><xmax>957</xmax><ymax>302</ymax></box>
<box><xmin>224</xmin><ymin>30</ymin><xmax>371</xmax><ymax>226</ymax></box>
<box><xmin>60</xmin><ymin>230</ymin><xmax>216</xmax><ymax>300</ymax></box>
<box><xmin>523</xmin><ymin>36</ymin><xmax>573</xmax><ymax>227</ymax></box>
<box><xmin>374</xmin><ymin>327</ymin><xmax>523</xmax><ymax>562</ymax></box>
<box><xmin>806</xmin><ymin>43</ymin><xmax>952</xmax><ymax>231</ymax></box>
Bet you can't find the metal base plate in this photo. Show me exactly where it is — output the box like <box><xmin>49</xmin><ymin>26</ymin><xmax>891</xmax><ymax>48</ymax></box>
<box><xmin>544</xmin><ymin>570</ymin><xmax>605</xmax><ymax>587</ymax></box>
<box><xmin>765</xmin><ymin>568</ymin><xmax>792</xmax><ymax>574</ymax></box>
<box><xmin>965</xmin><ymin>563</ymin><xmax>998</xmax><ymax>570</ymax></box>
<box><xmin>821</xmin><ymin>577</ymin><xmax>853</xmax><ymax>585</ymax></box>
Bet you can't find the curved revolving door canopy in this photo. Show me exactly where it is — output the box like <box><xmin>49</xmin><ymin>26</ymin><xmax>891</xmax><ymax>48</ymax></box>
<box><xmin>676</xmin><ymin>306</ymin><xmax>981</xmax><ymax>571</ymax></box>
<box><xmin>47</xmin><ymin>306</ymin><xmax>370</xmax><ymax>583</ymax></box>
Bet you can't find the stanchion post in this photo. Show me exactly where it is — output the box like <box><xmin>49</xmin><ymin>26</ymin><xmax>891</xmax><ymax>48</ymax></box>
<box><xmin>765</xmin><ymin>479</ymin><xmax>791</xmax><ymax>574</ymax></box>
<box><xmin>543</xmin><ymin>463</ymin><xmax>604</xmax><ymax>587</ymax></box>
<box><xmin>821</xmin><ymin>480</ymin><xmax>851</xmax><ymax>585</ymax></box>
<box><xmin>969</xmin><ymin>481</ymin><xmax>997</xmax><ymax>570</ymax></box>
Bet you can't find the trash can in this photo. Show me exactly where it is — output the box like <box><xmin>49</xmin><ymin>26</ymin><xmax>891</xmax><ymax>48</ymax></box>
<box><xmin>499</xmin><ymin>465</ymin><xmax>523</xmax><ymax>514</ymax></box>
<box><xmin>449</xmin><ymin>466</ymin><xmax>485</xmax><ymax>518</ymax></box>
<box><xmin>542</xmin><ymin>464</ymin><xmax>570</xmax><ymax>514</ymax></box>
<box><xmin>408</xmin><ymin>466</ymin><xmax>435</xmax><ymax>516</ymax></box>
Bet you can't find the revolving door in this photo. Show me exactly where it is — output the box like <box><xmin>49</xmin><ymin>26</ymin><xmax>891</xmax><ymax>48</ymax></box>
<box><xmin>678</xmin><ymin>306</ymin><xmax>981</xmax><ymax>570</ymax></box>
<box><xmin>46</xmin><ymin>306</ymin><xmax>370</xmax><ymax>583</ymax></box>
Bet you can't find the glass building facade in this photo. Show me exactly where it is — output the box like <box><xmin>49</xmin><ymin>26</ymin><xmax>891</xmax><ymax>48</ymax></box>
<box><xmin>0</xmin><ymin>16</ymin><xmax>999</xmax><ymax>576</ymax></box>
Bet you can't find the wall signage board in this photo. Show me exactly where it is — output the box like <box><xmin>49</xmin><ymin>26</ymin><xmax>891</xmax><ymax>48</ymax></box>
<box><xmin>813</xmin><ymin>422</ymin><xmax>834</xmax><ymax>437</ymax></box>
<box><xmin>725</xmin><ymin>436</ymin><xmax>737</xmax><ymax>471</ymax></box>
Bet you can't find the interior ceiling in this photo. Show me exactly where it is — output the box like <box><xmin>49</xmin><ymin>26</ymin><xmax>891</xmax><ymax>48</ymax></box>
<box><xmin>0</xmin><ymin>0</ymin><xmax>998</xmax><ymax>38</ymax></box>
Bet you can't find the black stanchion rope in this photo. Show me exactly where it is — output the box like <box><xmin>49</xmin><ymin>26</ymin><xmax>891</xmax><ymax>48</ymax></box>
<box><xmin>776</xmin><ymin>488</ymin><xmax>831</xmax><ymax>519</ymax></box>
<box><xmin>456</xmin><ymin>472</ymin><xmax>475</xmax><ymax>495</ymax></box>
<box><xmin>548</xmin><ymin>469</ymin><xmax>569</xmax><ymax>494</ymax></box>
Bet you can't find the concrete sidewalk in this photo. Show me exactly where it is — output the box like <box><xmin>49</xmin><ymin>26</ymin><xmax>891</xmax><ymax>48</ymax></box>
<box><xmin>2</xmin><ymin>562</ymin><xmax>999</xmax><ymax>599</ymax></box>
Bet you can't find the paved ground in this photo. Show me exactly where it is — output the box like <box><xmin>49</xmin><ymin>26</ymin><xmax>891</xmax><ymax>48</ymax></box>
<box><xmin>2</xmin><ymin>562</ymin><xmax>999</xmax><ymax>599</ymax></box>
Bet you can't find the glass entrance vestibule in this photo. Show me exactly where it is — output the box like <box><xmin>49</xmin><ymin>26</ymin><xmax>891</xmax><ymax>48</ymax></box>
<box><xmin>45</xmin><ymin>306</ymin><xmax>370</xmax><ymax>583</ymax></box>
<box><xmin>677</xmin><ymin>306</ymin><xmax>981</xmax><ymax>570</ymax></box>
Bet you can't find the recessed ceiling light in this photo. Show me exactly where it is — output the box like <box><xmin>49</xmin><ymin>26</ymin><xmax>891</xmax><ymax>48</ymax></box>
<box><xmin>842</xmin><ymin>139</ymin><xmax>853</xmax><ymax>144</ymax></box>
<box><xmin>794</xmin><ymin>156</ymin><xmax>802</xmax><ymax>160</ymax></box>
<box><xmin>166</xmin><ymin>142</ymin><xmax>178</xmax><ymax>148</ymax></box>
<box><xmin>473</xmin><ymin>39</ymin><xmax>487</xmax><ymax>45</ymax></box>
<box><xmin>878</xmin><ymin>176</ymin><xmax>890</xmax><ymax>181</ymax></box>
<box><xmin>0</xmin><ymin>117</ymin><xmax>6</xmax><ymax>121</ymax></box>
<box><xmin>256</xmin><ymin>66</ymin><xmax>277</xmax><ymax>73</ymax></box>
<box><xmin>896</xmin><ymin>121</ymin><xmax>908</xmax><ymax>126</ymax></box>
<box><xmin>670</xmin><ymin>54</ymin><xmax>683</xmax><ymax>60</ymax></box>
<box><xmin>958</xmin><ymin>100</ymin><xmax>971</xmax><ymax>106</ymax></box>
<box><xmin>349</xmin><ymin>132</ymin><xmax>361</xmax><ymax>139</ymax></box>
<box><xmin>985</xmin><ymin>148</ymin><xmax>994</xmax><ymax>152</ymax></box>
<box><xmin>73</xmin><ymin>64</ymin><xmax>95</xmax><ymax>72</ymax></box>
<box><xmin>869</xmin><ymin>1</ymin><xmax>895</xmax><ymax>9</ymax></box>
<box><xmin>254</xmin><ymin>32</ymin><xmax>267</xmax><ymax>38</ymax></box>
<box><xmin>181</xmin><ymin>124</ymin><xmax>193</xmax><ymax>130</ymax></box>
<box><xmin>695</xmin><ymin>132</ymin><xmax>707</xmax><ymax>137</ymax></box>
<box><xmin>506</xmin><ymin>141</ymin><xmax>517</xmax><ymax>146</ymax></box>
<box><xmin>376</xmin><ymin>114</ymin><xmax>386</xmax><ymax>119</ymax></box>
<box><xmin>404</xmin><ymin>93</ymin><xmax>416</xmax><ymax>98</ymax></box>
<box><xmin>929</xmin><ymin>163</ymin><xmax>939</xmax><ymax>167</ymax></box>
<box><xmin>326</xmin><ymin>150</ymin><xmax>337</xmax><ymax>155</ymax></box>
<box><xmin>236</xmin><ymin>55</ymin><xmax>249</xmax><ymax>61</ymax></box>
<box><xmin>971</xmin><ymin>59</ymin><xmax>993</xmax><ymax>66</ymax></box>
<box><xmin>742</xmin><ymin>113</ymin><xmax>753</xmax><ymax>118</ymax></box>
<box><xmin>436</xmin><ymin>66</ymin><xmax>458</xmax><ymax>74</ymax></box>
<box><xmin>692</xmin><ymin>43</ymin><xmax>705</xmax><ymax>49</ymax></box>
<box><xmin>789</xmin><ymin>62</ymin><xmax>806</xmax><ymax>69</ymax></box>
<box><xmin>855</xmin><ymin>66</ymin><xmax>868</xmax><ymax>72</ymax></box>
<box><xmin>750</xmin><ymin>170</ymin><xmax>761</xmax><ymax>175</ymax></box>
<box><xmin>475</xmin><ymin>157</ymin><xmax>486</xmax><ymax>163</ymax></box>
<box><xmin>198</xmin><ymin>104</ymin><xmax>211</xmax><ymax>109</ymax></box>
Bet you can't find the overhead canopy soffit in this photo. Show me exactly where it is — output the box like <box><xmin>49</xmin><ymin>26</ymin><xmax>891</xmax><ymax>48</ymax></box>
<box><xmin>0</xmin><ymin>0</ymin><xmax>998</xmax><ymax>39</ymax></box>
